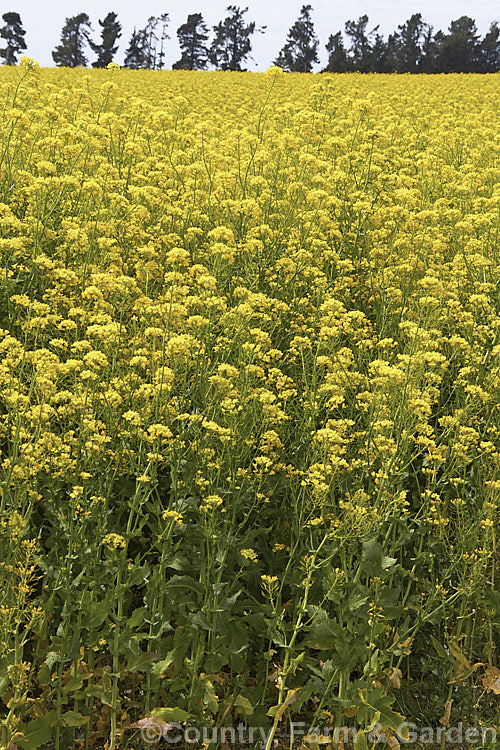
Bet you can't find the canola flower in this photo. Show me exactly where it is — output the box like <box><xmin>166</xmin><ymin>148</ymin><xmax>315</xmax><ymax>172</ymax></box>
<box><xmin>0</xmin><ymin>64</ymin><xmax>499</xmax><ymax>748</ymax></box>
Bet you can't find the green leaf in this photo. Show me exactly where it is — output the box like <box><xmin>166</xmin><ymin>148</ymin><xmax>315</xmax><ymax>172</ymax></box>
<box><xmin>17</xmin><ymin>711</ymin><xmax>56</xmax><ymax>750</ymax></box>
<box><xmin>203</xmin><ymin>678</ymin><xmax>219</xmax><ymax>713</ymax></box>
<box><xmin>0</xmin><ymin>671</ymin><xmax>10</xmax><ymax>698</ymax></box>
<box><xmin>233</xmin><ymin>694</ymin><xmax>254</xmax><ymax>716</ymax></box>
<box><xmin>220</xmin><ymin>590</ymin><xmax>242</xmax><ymax>610</ymax></box>
<box><xmin>151</xmin><ymin>654</ymin><xmax>175</xmax><ymax>676</ymax></box>
<box><xmin>348</xmin><ymin>593</ymin><xmax>369</xmax><ymax>612</ymax></box>
<box><xmin>126</xmin><ymin>606</ymin><xmax>147</xmax><ymax>630</ymax></box>
<box><xmin>362</xmin><ymin>539</ymin><xmax>382</xmax><ymax>563</ymax></box>
<box><xmin>267</xmin><ymin>703</ymin><xmax>285</xmax><ymax>720</ymax></box>
<box><xmin>165</xmin><ymin>575</ymin><xmax>203</xmax><ymax>594</ymax></box>
<box><xmin>36</xmin><ymin>663</ymin><xmax>50</xmax><ymax>685</ymax></box>
<box><xmin>61</xmin><ymin>710</ymin><xmax>90</xmax><ymax>727</ymax></box>
<box><xmin>354</xmin><ymin>729</ymin><xmax>369</xmax><ymax>750</ymax></box>
<box><xmin>85</xmin><ymin>685</ymin><xmax>104</xmax><ymax>698</ymax></box>
<box><xmin>151</xmin><ymin>706</ymin><xmax>190</xmax><ymax>722</ymax></box>
<box><xmin>485</xmin><ymin>589</ymin><xmax>500</xmax><ymax>615</ymax></box>
<box><xmin>128</xmin><ymin>562</ymin><xmax>151</xmax><ymax>587</ymax></box>
<box><xmin>358</xmin><ymin>689</ymin><xmax>407</xmax><ymax>737</ymax></box>
<box><xmin>294</xmin><ymin>679</ymin><xmax>314</xmax><ymax>712</ymax></box>
<box><xmin>62</xmin><ymin>674</ymin><xmax>84</xmax><ymax>694</ymax></box>
<box><xmin>430</xmin><ymin>635</ymin><xmax>449</xmax><ymax>660</ymax></box>
<box><xmin>128</xmin><ymin>651</ymin><xmax>164</xmax><ymax>674</ymax></box>
<box><xmin>305</xmin><ymin>619</ymin><xmax>344</xmax><ymax>649</ymax></box>
<box><xmin>100</xmin><ymin>691</ymin><xmax>114</xmax><ymax>707</ymax></box>
<box><xmin>86</xmin><ymin>600</ymin><xmax>111</xmax><ymax>629</ymax></box>
<box><xmin>168</xmin><ymin>554</ymin><xmax>195</xmax><ymax>573</ymax></box>
<box><xmin>290</xmin><ymin>652</ymin><xmax>305</xmax><ymax>674</ymax></box>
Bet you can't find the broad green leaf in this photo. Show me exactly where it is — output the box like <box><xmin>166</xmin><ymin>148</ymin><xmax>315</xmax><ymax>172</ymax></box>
<box><xmin>128</xmin><ymin>651</ymin><xmax>164</xmax><ymax>674</ymax></box>
<box><xmin>151</xmin><ymin>706</ymin><xmax>190</xmax><ymax>722</ymax></box>
<box><xmin>126</xmin><ymin>606</ymin><xmax>147</xmax><ymax>630</ymax></box>
<box><xmin>354</xmin><ymin>729</ymin><xmax>369</xmax><ymax>750</ymax></box>
<box><xmin>233</xmin><ymin>694</ymin><xmax>254</xmax><ymax>716</ymax></box>
<box><xmin>128</xmin><ymin>562</ymin><xmax>151</xmax><ymax>587</ymax></box>
<box><xmin>61</xmin><ymin>710</ymin><xmax>90</xmax><ymax>727</ymax></box>
<box><xmin>86</xmin><ymin>600</ymin><xmax>111</xmax><ymax>629</ymax></box>
<box><xmin>362</xmin><ymin>539</ymin><xmax>382</xmax><ymax>563</ymax></box>
<box><xmin>305</xmin><ymin>619</ymin><xmax>344</xmax><ymax>649</ymax></box>
<box><xmin>151</xmin><ymin>654</ymin><xmax>174</xmax><ymax>675</ymax></box>
<box><xmin>358</xmin><ymin>689</ymin><xmax>408</xmax><ymax>737</ymax></box>
<box><xmin>62</xmin><ymin>674</ymin><xmax>84</xmax><ymax>693</ymax></box>
<box><xmin>17</xmin><ymin>711</ymin><xmax>56</xmax><ymax>750</ymax></box>
<box><xmin>85</xmin><ymin>685</ymin><xmax>104</xmax><ymax>698</ymax></box>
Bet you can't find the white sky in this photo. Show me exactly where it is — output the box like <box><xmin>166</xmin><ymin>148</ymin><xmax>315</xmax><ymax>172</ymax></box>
<box><xmin>10</xmin><ymin>1</ymin><xmax>500</xmax><ymax>69</ymax></box>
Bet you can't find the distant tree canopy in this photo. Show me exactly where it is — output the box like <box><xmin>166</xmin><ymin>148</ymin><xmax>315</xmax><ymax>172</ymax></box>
<box><xmin>324</xmin><ymin>31</ymin><xmax>349</xmax><ymax>73</ymax></box>
<box><xmin>39</xmin><ymin>8</ymin><xmax>500</xmax><ymax>72</ymax></box>
<box><xmin>274</xmin><ymin>4</ymin><xmax>319</xmax><ymax>72</ymax></box>
<box><xmin>124</xmin><ymin>14</ymin><xmax>170</xmax><ymax>69</ymax></box>
<box><xmin>480</xmin><ymin>22</ymin><xmax>500</xmax><ymax>72</ymax></box>
<box><xmin>123</xmin><ymin>28</ymin><xmax>145</xmax><ymax>69</ymax></box>
<box><xmin>0</xmin><ymin>12</ymin><xmax>26</xmax><ymax>65</ymax></box>
<box><xmin>209</xmin><ymin>6</ymin><xmax>265</xmax><ymax>71</ymax></box>
<box><xmin>52</xmin><ymin>14</ymin><xmax>92</xmax><ymax>68</ymax></box>
<box><xmin>321</xmin><ymin>13</ymin><xmax>500</xmax><ymax>73</ymax></box>
<box><xmin>344</xmin><ymin>15</ymin><xmax>379</xmax><ymax>73</ymax></box>
<box><xmin>90</xmin><ymin>12</ymin><xmax>121</xmax><ymax>68</ymax></box>
<box><xmin>173</xmin><ymin>13</ymin><xmax>210</xmax><ymax>70</ymax></box>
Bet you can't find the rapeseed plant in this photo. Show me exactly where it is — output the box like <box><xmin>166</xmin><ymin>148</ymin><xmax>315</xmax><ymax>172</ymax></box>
<box><xmin>0</xmin><ymin>62</ymin><xmax>498</xmax><ymax>748</ymax></box>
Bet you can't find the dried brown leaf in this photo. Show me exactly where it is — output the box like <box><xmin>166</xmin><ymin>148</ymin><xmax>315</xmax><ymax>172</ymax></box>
<box><xmin>439</xmin><ymin>699</ymin><xmax>453</xmax><ymax>726</ymax></box>
<box><xmin>387</xmin><ymin>736</ymin><xmax>401</xmax><ymax>750</ymax></box>
<box><xmin>388</xmin><ymin>667</ymin><xmax>402</xmax><ymax>689</ymax></box>
<box><xmin>482</xmin><ymin>666</ymin><xmax>500</xmax><ymax>694</ymax></box>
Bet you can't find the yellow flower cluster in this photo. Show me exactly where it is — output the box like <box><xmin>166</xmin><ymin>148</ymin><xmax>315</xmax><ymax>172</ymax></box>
<box><xmin>0</xmin><ymin>68</ymin><xmax>497</xmax><ymax>510</ymax></box>
<box><xmin>102</xmin><ymin>533</ymin><xmax>126</xmax><ymax>550</ymax></box>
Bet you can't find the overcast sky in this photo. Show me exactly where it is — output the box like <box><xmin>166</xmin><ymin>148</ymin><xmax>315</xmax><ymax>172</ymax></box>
<box><xmin>12</xmin><ymin>1</ymin><xmax>500</xmax><ymax>69</ymax></box>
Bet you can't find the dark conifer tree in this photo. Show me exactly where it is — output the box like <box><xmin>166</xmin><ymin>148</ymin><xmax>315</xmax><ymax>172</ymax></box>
<box><xmin>420</xmin><ymin>25</ymin><xmax>442</xmax><ymax>72</ymax></box>
<box><xmin>344</xmin><ymin>15</ymin><xmax>378</xmax><ymax>72</ymax></box>
<box><xmin>383</xmin><ymin>33</ymin><xmax>400</xmax><ymax>72</ymax></box>
<box><xmin>124</xmin><ymin>28</ymin><xmax>147</xmax><ymax>68</ymax></box>
<box><xmin>396</xmin><ymin>13</ymin><xmax>425</xmax><ymax>72</ymax></box>
<box><xmin>52</xmin><ymin>13</ymin><xmax>92</xmax><ymax>67</ymax></box>
<box><xmin>209</xmin><ymin>6</ymin><xmax>265</xmax><ymax>71</ymax></box>
<box><xmin>324</xmin><ymin>31</ymin><xmax>349</xmax><ymax>72</ymax></box>
<box><xmin>0</xmin><ymin>12</ymin><xmax>27</xmax><ymax>65</ymax></box>
<box><xmin>91</xmin><ymin>12</ymin><xmax>121</xmax><ymax>68</ymax></box>
<box><xmin>439</xmin><ymin>16</ymin><xmax>480</xmax><ymax>72</ymax></box>
<box><xmin>274</xmin><ymin>5</ymin><xmax>319</xmax><ymax>72</ymax></box>
<box><xmin>173</xmin><ymin>13</ymin><xmax>209</xmax><ymax>69</ymax></box>
<box><xmin>370</xmin><ymin>33</ymin><xmax>389</xmax><ymax>72</ymax></box>
<box><xmin>479</xmin><ymin>22</ymin><xmax>500</xmax><ymax>72</ymax></box>
<box><xmin>124</xmin><ymin>16</ymin><xmax>169</xmax><ymax>70</ymax></box>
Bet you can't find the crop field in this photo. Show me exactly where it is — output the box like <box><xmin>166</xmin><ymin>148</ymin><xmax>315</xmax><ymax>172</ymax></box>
<box><xmin>0</xmin><ymin>62</ymin><xmax>499</xmax><ymax>749</ymax></box>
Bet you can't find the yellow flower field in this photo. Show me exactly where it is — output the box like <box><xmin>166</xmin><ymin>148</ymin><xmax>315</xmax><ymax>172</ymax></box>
<box><xmin>0</xmin><ymin>64</ymin><xmax>499</xmax><ymax>748</ymax></box>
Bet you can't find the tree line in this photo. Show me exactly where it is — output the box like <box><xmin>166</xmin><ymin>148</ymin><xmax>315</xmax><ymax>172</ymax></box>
<box><xmin>1</xmin><ymin>5</ymin><xmax>500</xmax><ymax>73</ymax></box>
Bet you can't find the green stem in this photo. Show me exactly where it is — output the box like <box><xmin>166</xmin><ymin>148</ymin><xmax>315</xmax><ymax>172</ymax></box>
<box><xmin>110</xmin><ymin>567</ymin><xmax>123</xmax><ymax>749</ymax></box>
<box><xmin>84</xmin><ymin>649</ymin><xmax>94</xmax><ymax>750</ymax></box>
<box><xmin>262</xmin><ymin>560</ymin><xmax>316</xmax><ymax>750</ymax></box>
<box><xmin>54</xmin><ymin>661</ymin><xmax>63</xmax><ymax>750</ymax></box>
